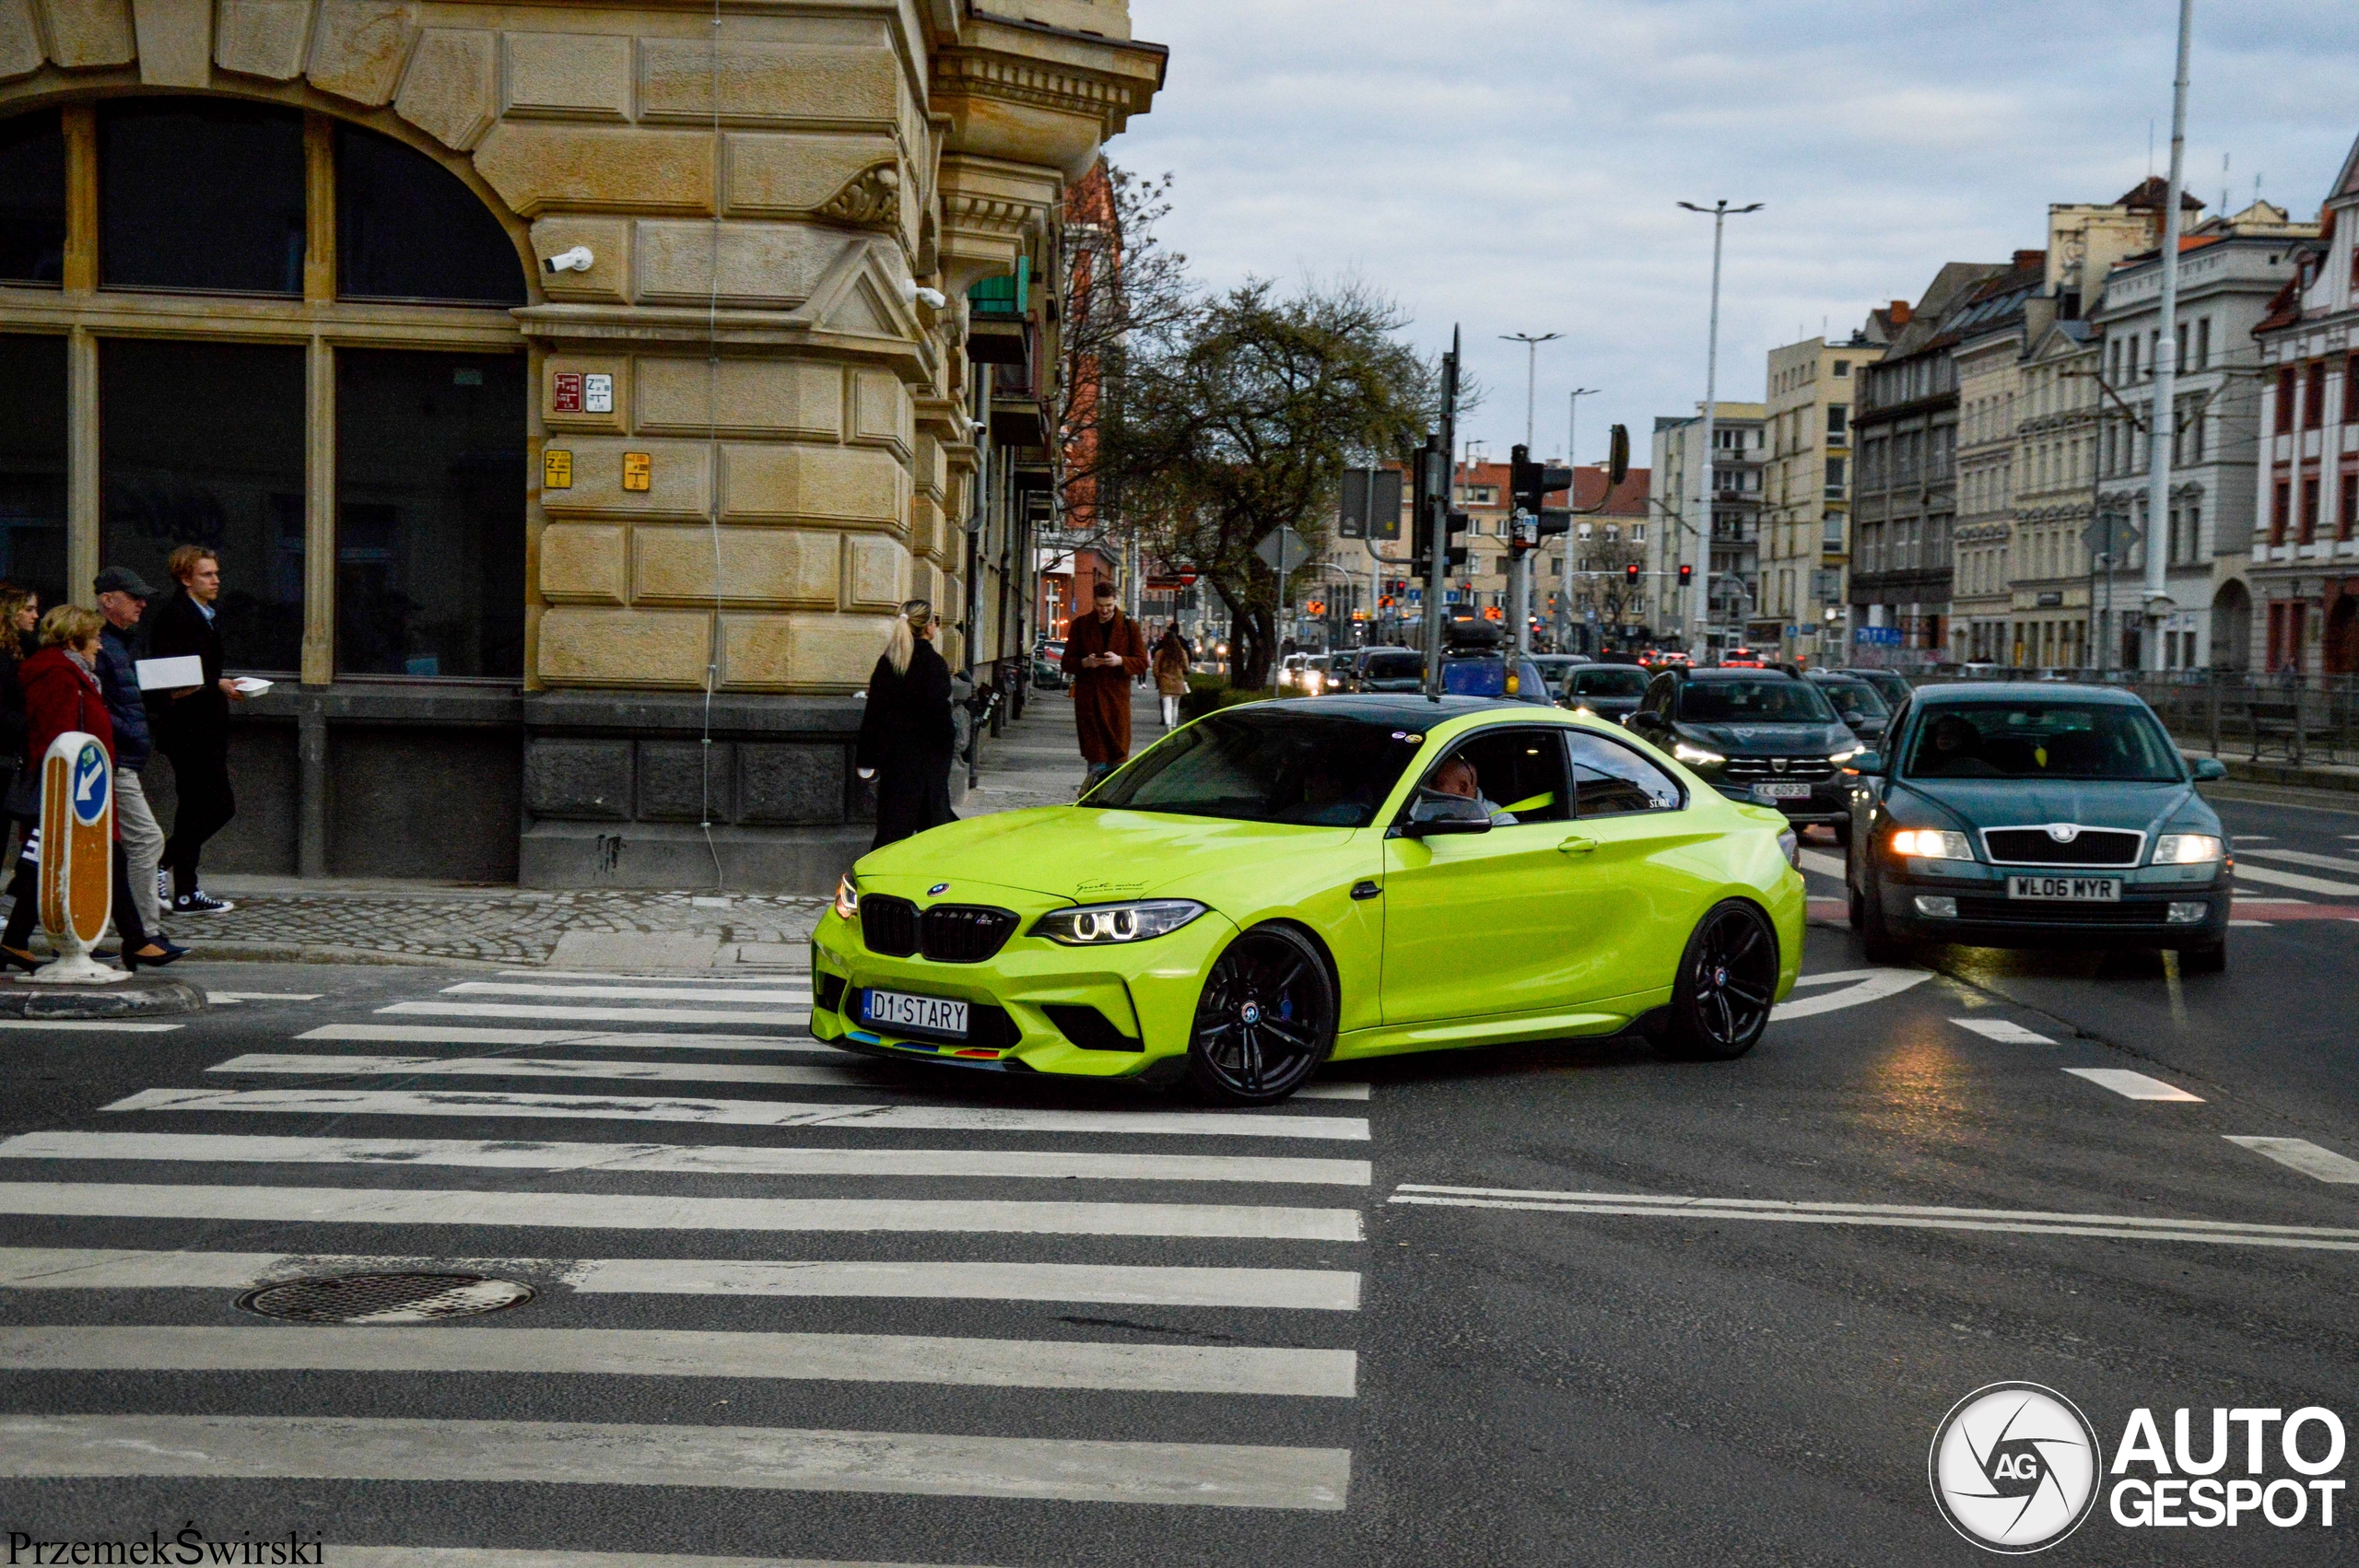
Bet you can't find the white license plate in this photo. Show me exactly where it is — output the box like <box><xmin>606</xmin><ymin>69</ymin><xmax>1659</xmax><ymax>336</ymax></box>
<box><xmin>2007</xmin><ymin>875</ymin><xmax>2122</xmax><ymax>902</ymax></box>
<box><xmin>1751</xmin><ymin>782</ymin><xmax>1813</xmax><ymax>801</ymax></box>
<box><xmin>861</xmin><ymin>989</ymin><xmax>969</xmax><ymax>1036</ymax></box>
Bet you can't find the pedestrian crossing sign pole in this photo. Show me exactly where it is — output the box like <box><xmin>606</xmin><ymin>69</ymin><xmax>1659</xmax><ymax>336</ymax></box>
<box><xmin>31</xmin><ymin>731</ymin><xmax>123</xmax><ymax>985</ymax></box>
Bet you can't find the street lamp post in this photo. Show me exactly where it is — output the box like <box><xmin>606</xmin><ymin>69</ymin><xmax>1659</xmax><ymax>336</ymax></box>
<box><xmin>2142</xmin><ymin>0</ymin><xmax>2195</xmax><ymax>672</ymax></box>
<box><xmin>1678</xmin><ymin>199</ymin><xmax>1762</xmax><ymax>658</ymax></box>
<box><xmin>1561</xmin><ymin>386</ymin><xmax>1599</xmax><ymax>651</ymax></box>
<box><xmin>1501</xmin><ymin>333</ymin><xmax>1561</xmax><ymax>659</ymax></box>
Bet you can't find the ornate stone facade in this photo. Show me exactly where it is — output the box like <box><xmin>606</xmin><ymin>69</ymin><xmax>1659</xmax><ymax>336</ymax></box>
<box><xmin>0</xmin><ymin>0</ymin><xmax>1163</xmax><ymax>887</ymax></box>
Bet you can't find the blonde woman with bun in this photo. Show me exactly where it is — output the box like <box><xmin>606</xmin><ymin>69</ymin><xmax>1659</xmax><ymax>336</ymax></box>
<box><xmin>854</xmin><ymin>598</ymin><xmax>958</xmax><ymax>848</ymax></box>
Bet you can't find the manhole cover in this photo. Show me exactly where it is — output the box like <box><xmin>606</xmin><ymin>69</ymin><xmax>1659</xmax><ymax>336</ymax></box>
<box><xmin>238</xmin><ymin>1273</ymin><xmax>534</xmax><ymax>1324</ymax></box>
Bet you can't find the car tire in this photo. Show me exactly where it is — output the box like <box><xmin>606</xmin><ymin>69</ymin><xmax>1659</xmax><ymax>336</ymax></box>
<box><xmin>1652</xmin><ymin>899</ymin><xmax>1779</xmax><ymax>1062</ymax></box>
<box><xmin>1185</xmin><ymin>922</ymin><xmax>1337</xmax><ymax>1106</ymax></box>
<box><xmin>1854</xmin><ymin>867</ymin><xmax>1907</xmax><ymax>965</ymax></box>
<box><xmin>2180</xmin><ymin>941</ymin><xmax>2226</xmax><ymax>975</ymax></box>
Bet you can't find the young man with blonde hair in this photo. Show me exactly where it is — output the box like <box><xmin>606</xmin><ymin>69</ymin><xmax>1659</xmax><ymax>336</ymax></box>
<box><xmin>146</xmin><ymin>544</ymin><xmax>246</xmax><ymax>915</ymax></box>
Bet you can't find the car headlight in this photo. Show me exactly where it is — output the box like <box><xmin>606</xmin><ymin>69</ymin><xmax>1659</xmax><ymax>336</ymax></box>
<box><xmin>1890</xmin><ymin>828</ymin><xmax>1974</xmax><ymax>860</ymax></box>
<box><xmin>1573</xmin><ymin>703</ymin><xmax>1595</xmax><ymax>717</ymax></box>
<box><xmin>1827</xmin><ymin>745</ymin><xmax>1864</xmax><ymax>764</ymax></box>
<box><xmin>1672</xmin><ymin>741</ymin><xmax>1726</xmax><ymax>766</ymax></box>
<box><xmin>1028</xmin><ymin>899</ymin><xmax>1207</xmax><ymax>945</ymax></box>
<box><xmin>833</xmin><ymin>873</ymin><xmax>860</xmax><ymax>920</ymax></box>
<box><xmin>2154</xmin><ymin>833</ymin><xmax>2224</xmax><ymax>864</ymax></box>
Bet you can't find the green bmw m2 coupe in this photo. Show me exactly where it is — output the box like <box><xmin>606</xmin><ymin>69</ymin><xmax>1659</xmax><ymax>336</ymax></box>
<box><xmin>812</xmin><ymin>696</ymin><xmax>1806</xmax><ymax>1104</ymax></box>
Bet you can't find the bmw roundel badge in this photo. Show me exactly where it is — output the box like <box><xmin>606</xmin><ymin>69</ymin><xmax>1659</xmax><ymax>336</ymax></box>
<box><xmin>928</xmin><ymin>883</ymin><xmax>949</xmax><ymax>896</ymax></box>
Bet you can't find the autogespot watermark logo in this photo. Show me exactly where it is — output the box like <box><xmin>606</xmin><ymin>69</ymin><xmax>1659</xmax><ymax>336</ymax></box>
<box><xmin>1930</xmin><ymin>1383</ymin><xmax>2104</xmax><ymax>1553</ymax></box>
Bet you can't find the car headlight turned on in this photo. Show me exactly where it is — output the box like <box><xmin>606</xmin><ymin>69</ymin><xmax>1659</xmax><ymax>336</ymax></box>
<box><xmin>832</xmin><ymin>873</ymin><xmax>860</xmax><ymax>920</ymax></box>
<box><xmin>1827</xmin><ymin>745</ymin><xmax>1864</xmax><ymax>764</ymax></box>
<box><xmin>1672</xmin><ymin>741</ymin><xmax>1726</xmax><ymax>766</ymax></box>
<box><xmin>1889</xmin><ymin>828</ymin><xmax>1974</xmax><ymax>860</ymax></box>
<box><xmin>1028</xmin><ymin>899</ymin><xmax>1207</xmax><ymax>945</ymax></box>
<box><xmin>2153</xmin><ymin>833</ymin><xmax>2225</xmax><ymax>864</ymax></box>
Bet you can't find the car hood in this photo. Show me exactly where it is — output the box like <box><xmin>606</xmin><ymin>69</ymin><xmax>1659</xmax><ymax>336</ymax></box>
<box><xmin>855</xmin><ymin>806</ymin><xmax>1360</xmax><ymax>901</ymax></box>
<box><xmin>1884</xmin><ymin>777</ymin><xmax>2212</xmax><ymax>836</ymax></box>
<box><xmin>1674</xmin><ymin>720</ymin><xmax>1855</xmax><ymax>755</ymax></box>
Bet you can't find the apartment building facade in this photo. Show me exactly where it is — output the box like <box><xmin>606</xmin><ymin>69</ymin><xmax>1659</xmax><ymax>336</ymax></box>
<box><xmin>1650</xmin><ymin>404</ymin><xmax>1764</xmax><ymax>654</ymax></box>
<box><xmin>1760</xmin><ymin>333</ymin><xmax>1884</xmax><ymax>661</ymax></box>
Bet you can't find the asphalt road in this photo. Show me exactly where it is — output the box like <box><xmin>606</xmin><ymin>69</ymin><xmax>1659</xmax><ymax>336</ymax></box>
<box><xmin>0</xmin><ymin>789</ymin><xmax>2354</xmax><ymax>1566</ymax></box>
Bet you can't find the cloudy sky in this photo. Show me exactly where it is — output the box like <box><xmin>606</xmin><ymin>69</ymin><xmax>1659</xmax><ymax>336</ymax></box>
<box><xmin>1113</xmin><ymin>0</ymin><xmax>2359</xmax><ymax>467</ymax></box>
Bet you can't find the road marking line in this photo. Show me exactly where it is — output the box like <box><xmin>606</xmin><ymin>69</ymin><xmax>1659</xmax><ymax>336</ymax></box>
<box><xmin>1950</xmin><ymin>1018</ymin><xmax>2057</xmax><ymax>1044</ymax></box>
<box><xmin>206</xmin><ymin>992</ymin><xmax>325</xmax><ymax>1003</ymax></box>
<box><xmin>2240</xmin><ymin>848</ymin><xmax>2359</xmax><ymax>874</ymax></box>
<box><xmin>383</xmin><ymin>1002</ymin><xmax>812</xmax><ymax>1027</ymax></box>
<box><xmin>1385</xmin><ymin>1185</ymin><xmax>2359</xmax><ymax>1250</ymax></box>
<box><xmin>0</xmin><ymin>1182</ymin><xmax>1367</xmax><ymax>1241</ymax></box>
<box><xmin>498</xmin><ymin>970</ymin><xmax>809</xmax><ymax>985</ymax></box>
<box><xmin>0</xmin><ymin>1020</ymin><xmax>182</xmax><ymax>1033</ymax></box>
<box><xmin>0</xmin><ymin>1247</ymin><xmax>1362</xmax><ymax>1310</ymax></box>
<box><xmin>2230</xmin><ymin>863</ymin><xmax>2359</xmax><ymax>897</ymax></box>
<box><xmin>446</xmin><ymin>982</ymin><xmax>811</xmax><ymax>1004</ymax></box>
<box><xmin>0</xmin><ymin>1413</ymin><xmax>1352</xmax><ymax>1509</ymax></box>
<box><xmin>326</xmin><ymin>1550</ymin><xmax>994</xmax><ymax>1568</ymax></box>
<box><xmin>2062</xmin><ymin>1068</ymin><xmax>2204</xmax><ymax>1102</ymax></box>
<box><xmin>1790</xmin><ymin>969</ymin><xmax>1887</xmax><ymax>988</ymax></box>
<box><xmin>104</xmin><ymin>1087</ymin><xmax>1372</xmax><ymax>1141</ymax></box>
<box><xmin>0</xmin><ymin>1131</ymin><xmax>1373</xmax><ymax>1187</ymax></box>
<box><xmin>0</xmin><ymin>1325</ymin><xmax>1357</xmax><ymax>1398</ymax></box>
<box><xmin>300</xmin><ymin>1024</ymin><xmax>846</xmax><ymax>1054</ymax></box>
<box><xmin>2229</xmin><ymin>919</ymin><xmax>2274</xmax><ymax>928</ymax></box>
<box><xmin>2224</xmin><ymin>1136</ymin><xmax>2359</xmax><ymax>1184</ymax></box>
<box><xmin>1796</xmin><ymin>848</ymin><xmax>1848</xmax><ymax>879</ymax></box>
<box><xmin>208</xmin><ymin>1054</ymin><xmax>948</xmax><ymax>1090</ymax></box>
<box><xmin>1770</xmin><ymin>967</ymin><xmax>1931</xmax><ymax>1022</ymax></box>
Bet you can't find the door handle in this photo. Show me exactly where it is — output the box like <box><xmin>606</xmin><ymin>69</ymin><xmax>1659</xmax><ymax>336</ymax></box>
<box><xmin>1557</xmin><ymin>836</ymin><xmax>1598</xmax><ymax>855</ymax></box>
<box><xmin>1351</xmin><ymin>879</ymin><xmax>1382</xmax><ymax>900</ymax></box>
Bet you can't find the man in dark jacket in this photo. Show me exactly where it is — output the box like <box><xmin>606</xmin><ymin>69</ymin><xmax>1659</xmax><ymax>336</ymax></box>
<box><xmin>94</xmin><ymin>567</ymin><xmax>166</xmax><ymax>940</ymax></box>
<box><xmin>145</xmin><ymin>544</ymin><xmax>242</xmax><ymax>915</ymax></box>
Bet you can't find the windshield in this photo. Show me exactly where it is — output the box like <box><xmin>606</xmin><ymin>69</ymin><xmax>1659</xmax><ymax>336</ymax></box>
<box><xmin>1085</xmin><ymin>709</ymin><xmax>1422</xmax><ymax>825</ymax></box>
<box><xmin>1674</xmin><ymin>678</ymin><xmax>1836</xmax><ymax>724</ymax></box>
<box><xmin>1903</xmin><ymin>701</ymin><xmax>2184</xmax><ymax>781</ymax></box>
<box><xmin>1364</xmin><ymin>652</ymin><xmax>1423</xmax><ymax>680</ymax></box>
<box><xmin>1571</xmin><ymin>666</ymin><xmax>1649</xmax><ymax>698</ymax></box>
<box><xmin>1442</xmin><ymin>660</ymin><xmax>1546</xmax><ymax>697</ymax></box>
<box><xmin>1816</xmin><ymin>681</ymin><xmax>1889</xmax><ymax>724</ymax></box>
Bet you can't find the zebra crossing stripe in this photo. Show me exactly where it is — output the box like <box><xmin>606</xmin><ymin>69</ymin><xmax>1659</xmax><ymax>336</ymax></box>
<box><xmin>0</xmin><ymin>1182</ymin><xmax>1367</xmax><ymax>1241</ymax></box>
<box><xmin>102</xmin><ymin>1087</ymin><xmax>1373</xmax><ymax>1140</ymax></box>
<box><xmin>0</xmin><ymin>1413</ymin><xmax>1352</xmax><ymax>1508</ymax></box>
<box><xmin>381</xmin><ymin>1002</ymin><xmax>812</xmax><ymax>1026</ymax></box>
<box><xmin>0</xmin><ymin>1325</ymin><xmax>1358</xmax><ymax>1398</ymax></box>
<box><xmin>300</xmin><ymin>1025</ymin><xmax>851</xmax><ymax>1055</ymax></box>
<box><xmin>0</xmin><ymin>1131</ymin><xmax>1374</xmax><ymax>1187</ymax></box>
<box><xmin>0</xmin><ymin>1247</ymin><xmax>1363</xmax><ymax>1310</ymax></box>
<box><xmin>444</xmin><ymin>983</ymin><xmax>812</xmax><ymax>1004</ymax></box>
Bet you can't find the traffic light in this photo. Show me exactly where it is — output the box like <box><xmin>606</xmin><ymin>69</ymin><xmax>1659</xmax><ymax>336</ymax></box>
<box><xmin>1508</xmin><ymin>444</ymin><xmax>1575</xmax><ymax>516</ymax></box>
<box><xmin>1536</xmin><ymin>507</ymin><xmax>1573</xmax><ymax>537</ymax></box>
<box><xmin>1625</xmin><ymin>563</ymin><xmax>1642</xmax><ymax>587</ymax></box>
<box><xmin>1678</xmin><ymin>563</ymin><xmax>1694</xmax><ymax>587</ymax></box>
<box><xmin>1443</xmin><ymin>510</ymin><xmax>1470</xmax><ymax>576</ymax></box>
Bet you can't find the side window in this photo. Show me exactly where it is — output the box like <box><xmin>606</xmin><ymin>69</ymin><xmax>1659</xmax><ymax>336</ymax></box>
<box><xmin>1415</xmin><ymin>728</ymin><xmax>1574</xmax><ymax>825</ymax></box>
<box><xmin>1567</xmin><ymin>731</ymin><xmax>1685</xmax><ymax>817</ymax></box>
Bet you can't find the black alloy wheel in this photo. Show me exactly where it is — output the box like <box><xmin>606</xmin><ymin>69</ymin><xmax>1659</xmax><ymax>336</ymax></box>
<box><xmin>1655</xmin><ymin>899</ymin><xmax>1779</xmax><ymax>1061</ymax></box>
<box><xmin>1185</xmin><ymin>923</ymin><xmax>1336</xmax><ymax>1105</ymax></box>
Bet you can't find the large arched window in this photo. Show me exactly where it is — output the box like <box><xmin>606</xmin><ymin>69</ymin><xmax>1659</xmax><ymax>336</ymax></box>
<box><xmin>0</xmin><ymin>98</ymin><xmax>532</xmax><ymax>681</ymax></box>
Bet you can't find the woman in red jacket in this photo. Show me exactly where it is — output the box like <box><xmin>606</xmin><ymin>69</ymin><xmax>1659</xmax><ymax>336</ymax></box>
<box><xmin>0</xmin><ymin>605</ymin><xmax>184</xmax><ymax>972</ymax></box>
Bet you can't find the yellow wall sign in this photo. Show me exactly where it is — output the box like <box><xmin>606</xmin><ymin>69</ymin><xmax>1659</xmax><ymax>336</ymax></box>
<box><xmin>543</xmin><ymin>449</ymin><xmax>573</xmax><ymax>489</ymax></box>
<box><xmin>622</xmin><ymin>451</ymin><xmax>652</xmax><ymax>492</ymax></box>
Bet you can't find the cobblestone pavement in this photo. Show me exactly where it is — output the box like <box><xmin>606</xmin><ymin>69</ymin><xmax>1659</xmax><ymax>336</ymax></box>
<box><xmin>37</xmin><ymin>684</ymin><xmax>1167</xmax><ymax>970</ymax></box>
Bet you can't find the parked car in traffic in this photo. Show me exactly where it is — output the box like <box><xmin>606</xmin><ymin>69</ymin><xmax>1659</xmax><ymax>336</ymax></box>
<box><xmin>1529</xmin><ymin>653</ymin><xmax>1591</xmax><ymax>693</ymax></box>
<box><xmin>1353</xmin><ymin>648</ymin><xmax>1426</xmax><ymax>695</ymax></box>
<box><xmin>1031</xmin><ymin>639</ymin><xmax>1068</xmax><ymax>692</ymax></box>
<box><xmin>1562</xmin><ymin>662</ymin><xmax>1651</xmax><ymax>724</ymax></box>
<box><xmin>1837</xmin><ymin>666</ymin><xmax>1914</xmax><ymax>710</ymax></box>
<box><xmin>1807</xmin><ymin>671</ymin><xmax>1894</xmax><ymax>749</ymax></box>
<box><xmin>1624</xmin><ymin>666</ymin><xmax>1861</xmax><ymax>836</ymax></box>
<box><xmin>1842</xmin><ymin>684</ymin><xmax>2231</xmax><ymax>971</ymax></box>
<box><xmin>1438</xmin><ymin>655</ymin><xmax>1554</xmax><ymax>705</ymax></box>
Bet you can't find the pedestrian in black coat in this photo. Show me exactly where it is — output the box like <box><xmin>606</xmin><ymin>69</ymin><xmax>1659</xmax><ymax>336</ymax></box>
<box><xmin>855</xmin><ymin>599</ymin><xmax>958</xmax><ymax>850</ymax></box>
<box><xmin>144</xmin><ymin>544</ymin><xmax>245</xmax><ymax>914</ymax></box>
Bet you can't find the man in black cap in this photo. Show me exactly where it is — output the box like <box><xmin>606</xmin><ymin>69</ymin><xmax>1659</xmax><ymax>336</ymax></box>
<box><xmin>94</xmin><ymin>566</ymin><xmax>168</xmax><ymax>940</ymax></box>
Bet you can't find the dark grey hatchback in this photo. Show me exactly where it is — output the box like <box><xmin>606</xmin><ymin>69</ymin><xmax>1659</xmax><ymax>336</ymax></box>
<box><xmin>1843</xmin><ymin>684</ymin><xmax>2232</xmax><ymax>970</ymax></box>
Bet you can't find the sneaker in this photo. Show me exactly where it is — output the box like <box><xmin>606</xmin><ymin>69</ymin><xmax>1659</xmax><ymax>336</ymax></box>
<box><xmin>156</xmin><ymin>869</ymin><xmax>170</xmax><ymax>906</ymax></box>
<box><xmin>171</xmin><ymin>890</ymin><xmax>235</xmax><ymax>915</ymax></box>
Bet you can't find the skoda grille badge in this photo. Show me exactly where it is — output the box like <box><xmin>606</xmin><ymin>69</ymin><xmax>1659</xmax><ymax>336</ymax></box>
<box><xmin>2046</xmin><ymin>825</ymin><xmax>2080</xmax><ymax>844</ymax></box>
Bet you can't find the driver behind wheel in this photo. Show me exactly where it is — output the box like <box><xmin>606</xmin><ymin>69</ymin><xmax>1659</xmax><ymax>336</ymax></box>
<box><xmin>1428</xmin><ymin>755</ymin><xmax>1519</xmax><ymax>825</ymax></box>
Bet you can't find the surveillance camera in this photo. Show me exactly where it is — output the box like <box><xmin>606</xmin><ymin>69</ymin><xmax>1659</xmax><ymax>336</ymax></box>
<box><xmin>542</xmin><ymin>246</ymin><xmax>595</xmax><ymax>275</ymax></box>
<box><xmin>898</xmin><ymin>277</ymin><xmax>947</xmax><ymax>310</ymax></box>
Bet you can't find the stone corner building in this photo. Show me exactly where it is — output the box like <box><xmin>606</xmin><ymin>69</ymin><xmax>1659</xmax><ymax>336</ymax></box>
<box><xmin>0</xmin><ymin>0</ymin><xmax>1161</xmax><ymax>890</ymax></box>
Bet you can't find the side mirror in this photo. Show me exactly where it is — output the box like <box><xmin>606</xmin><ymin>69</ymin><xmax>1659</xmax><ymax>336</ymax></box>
<box><xmin>1401</xmin><ymin>790</ymin><xmax>1493</xmax><ymax>837</ymax></box>
<box><xmin>2191</xmin><ymin>756</ymin><xmax>2228</xmax><ymax>782</ymax></box>
<box><xmin>1846</xmin><ymin>751</ymin><xmax>1885</xmax><ymax>777</ymax></box>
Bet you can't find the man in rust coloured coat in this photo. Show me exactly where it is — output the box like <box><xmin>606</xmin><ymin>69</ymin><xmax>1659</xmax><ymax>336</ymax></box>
<box><xmin>1061</xmin><ymin>580</ymin><xmax>1150</xmax><ymax>790</ymax></box>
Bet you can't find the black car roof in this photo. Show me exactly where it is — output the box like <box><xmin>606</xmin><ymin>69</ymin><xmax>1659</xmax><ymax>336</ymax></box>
<box><xmin>1909</xmin><ymin>682</ymin><xmax>2148</xmax><ymax>707</ymax></box>
<box><xmin>1683</xmin><ymin>666</ymin><xmax>1802</xmax><ymax>681</ymax></box>
<box><xmin>1249</xmin><ymin>695</ymin><xmax>1526</xmax><ymax>725</ymax></box>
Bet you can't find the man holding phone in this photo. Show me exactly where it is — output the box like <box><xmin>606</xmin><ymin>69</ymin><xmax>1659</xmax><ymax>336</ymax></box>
<box><xmin>1060</xmin><ymin>579</ymin><xmax>1148</xmax><ymax>791</ymax></box>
